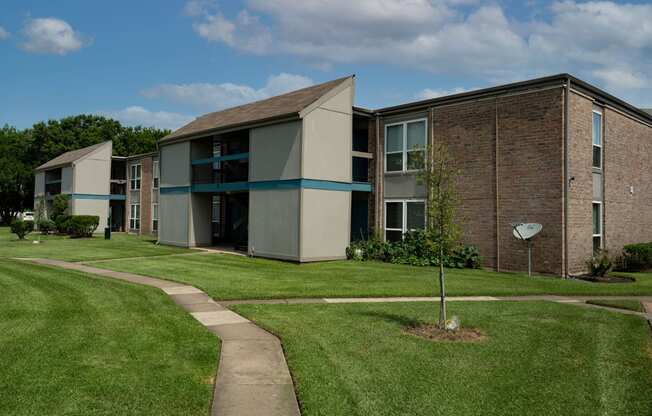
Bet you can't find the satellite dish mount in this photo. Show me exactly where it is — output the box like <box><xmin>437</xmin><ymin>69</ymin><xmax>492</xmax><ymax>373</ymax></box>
<box><xmin>511</xmin><ymin>223</ymin><xmax>543</xmax><ymax>277</ymax></box>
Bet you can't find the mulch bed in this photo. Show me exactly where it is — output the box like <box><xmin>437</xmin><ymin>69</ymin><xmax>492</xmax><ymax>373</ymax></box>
<box><xmin>575</xmin><ymin>275</ymin><xmax>635</xmax><ymax>284</ymax></box>
<box><xmin>404</xmin><ymin>324</ymin><xmax>486</xmax><ymax>342</ymax></box>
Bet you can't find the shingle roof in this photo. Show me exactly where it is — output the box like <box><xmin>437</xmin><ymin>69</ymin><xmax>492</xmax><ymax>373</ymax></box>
<box><xmin>35</xmin><ymin>141</ymin><xmax>110</xmax><ymax>171</ymax></box>
<box><xmin>161</xmin><ymin>76</ymin><xmax>352</xmax><ymax>143</ymax></box>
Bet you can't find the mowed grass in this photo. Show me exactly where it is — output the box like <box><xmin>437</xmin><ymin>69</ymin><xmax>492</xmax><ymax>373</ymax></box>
<box><xmin>586</xmin><ymin>299</ymin><xmax>646</xmax><ymax>312</ymax></box>
<box><xmin>0</xmin><ymin>259</ymin><xmax>218</xmax><ymax>416</ymax></box>
<box><xmin>232</xmin><ymin>301</ymin><xmax>652</xmax><ymax>416</ymax></box>
<box><xmin>0</xmin><ymin>226</ymin><xmax>189</xmax><ymax>261</ymax></box>
<box><xmin>95</xmin><ymin>253</ymin><xmax>652</xmax><ymax>300</ymax></box>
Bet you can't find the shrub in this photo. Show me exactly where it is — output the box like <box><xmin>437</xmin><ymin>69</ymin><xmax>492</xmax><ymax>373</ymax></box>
<box><xmin>621</xmin><ymin>243</ymin><xmax>652</xmax><ymax>272</ymax></box>
<box><xmin>51</xmin><ymin>194</ymin><xmax>70</xmax><ymax>221</ymax></box>
<box><xmin>55</xmin><ymin>215</ymin><xmax>71</xmax><ymax>234</ymax></box>
<box><xmin>38</xmin><ymin>218</ymin><xmax>55</xmax><ymax>235</ymax></box>
<box><xmin>68</xmin><ymin>215</ymin><xmax>99</xmax><ymax>238</ymax></box>
<box><xmin>451</xmin><ymin>245</ymin><xmax>482</xmax><ymax>269</ymax></box>
<box><xmin>586</xmin><ymin>250</ymin><xmax>613</xmax><ymax>277</ymax></box>
<box><xmin>10</xmin><ymin>219</ymin><xmax>34</xmax><ymax>240</ymax></box>
<box><xmin>346</xmin><ymin>230</ymin><xmax>481</xmax><ymax>269</ymax></box>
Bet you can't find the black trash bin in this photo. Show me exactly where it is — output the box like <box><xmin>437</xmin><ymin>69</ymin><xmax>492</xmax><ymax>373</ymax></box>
<box><xmin>104</xmin><ymin>227</ymin><xmax>111</xmax><ymax>240</ymax></box>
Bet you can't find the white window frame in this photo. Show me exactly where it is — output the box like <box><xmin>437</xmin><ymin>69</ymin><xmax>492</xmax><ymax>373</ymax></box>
<box><xmin>130</xmin><ymin>203</ymin><xmax>140</xmax><ymax>230</ymax></box>
<box><xmin>384</xmin><ymin>199</ymin><xmax>426</xmax><ymax>241</ymax></box>
<box><xmin>384</xmin><ymin>118</ymin><xmax>427</xmax><ymax>173</ymax></box>
<box><xmin>152</xmin><ymin>202</ymin><xmax>158</xmax><ymax>232</ymax></box>
<box><xmin>592</xmin><ymin>109</ymin><xmax>603</xmax><ymax>170</ymax></box>
<box><xmin>592</xmin><ymin>200</ymin><xmax>602</xmax><ymax>252</ymax></box>
<box><xmin>130</xmin><ymin>164</ymin><xmax>141</xmax><ymax>190</ymax></box>
<box><xmin>152</xmin><ymin>160</ymin><xmax>159</xmax><ymax>189</ymax></box>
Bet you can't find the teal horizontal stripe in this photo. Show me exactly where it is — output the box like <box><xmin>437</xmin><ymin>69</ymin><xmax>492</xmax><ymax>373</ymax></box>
<box><xmin>70</xmin><ymin>193</ymin><xmax>110</xmax><ymax>200</ymax></box>
<box><xmin>109</xmin><ymin>194</ymin><xmax>126</xmax><ymax>201</ymax></box>
<box><xmin>191</xmin><ymin>152</ymin><xmax>250</xmax><ymax>166</ymax></box>
<box><xmin>190</xmin><ymin>179</ymin><xmax>372</xmax><ymax>193</ymax></box>
<box><xmin>160</xmin><ymin>186</ymin><xmax>192</xmax><ymax>194</ymax></box>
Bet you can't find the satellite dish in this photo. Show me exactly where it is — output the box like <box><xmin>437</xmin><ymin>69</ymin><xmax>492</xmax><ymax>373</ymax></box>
<box><xmin>512</xmin><ymin>223</ymin><xmax>542</xmax><ymax>241</ymax></box>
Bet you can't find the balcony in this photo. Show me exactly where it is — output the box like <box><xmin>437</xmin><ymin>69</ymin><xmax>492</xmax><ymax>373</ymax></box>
<box><xmin>191</xmin><ymin>153</ymin><xmax>249</xmax><ymax>192</ymax></box>
<box><xmin>45</xmin><ymin>182</ymin><xmax>61</xmax><ymax>197</ymax></box>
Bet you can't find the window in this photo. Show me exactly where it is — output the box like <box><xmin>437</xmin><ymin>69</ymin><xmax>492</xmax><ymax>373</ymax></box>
<box><xmin>385</xmin><ymin>119</ymin><xmax>426</xmax><ymax>172</ymax></box>
<box><xmin>130</xmin><ymin>164</ymin><xmax>141</xmax><ymax>190</ymax></box>
<box><xmin>592</xmin><ymin>202</ymin><xmax>601</xmax><ymax>253</ymax></box>
<box><xmin>384</xmin><ymin>200</ymin><xmax>425</xmax><ymax>242</ymax></box>
<box><xmin>152</xmin><ymin>203</ymin><xmax>158</xmax><ymax>232</ymax></box>
<box><xmin>130</xmin><ymin>203</ymin><xmax>140</xmax><ymax>230</ymax></box>
<box><xmin>152</xmin><ymin>160</ymin><xmax>159</xmax><ymax>189</ymax></box>
<box><xmin>592</xmin><ymin>110</ymin><xmax>602</xmax><ymax>169</ymax></box>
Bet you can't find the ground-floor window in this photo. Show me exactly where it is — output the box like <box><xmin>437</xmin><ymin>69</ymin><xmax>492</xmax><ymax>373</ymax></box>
<box><xmin>152</xmin><ymin>203</ymin><xmax>158</xmax><ymax>232</ymax></box>
<box><xmin>592</xmin><ymin>201</ymin><xmax>602</xmax><ymax>253</ymax></box>
<box><xmin>130</xmin><ymin>203</ymin><xmax>140</xmax><ymax>230</ymax></box>
<box><xmin>384</xmin><ymin>199</ymin><xmax>425</xmax><ymax>242</ymax></box>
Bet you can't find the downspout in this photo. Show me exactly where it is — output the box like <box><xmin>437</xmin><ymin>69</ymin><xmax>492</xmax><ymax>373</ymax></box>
<box><xmin>564</xmin><ymin>77</ymin><xmax>571</xmax><ymax>278</ymax></box>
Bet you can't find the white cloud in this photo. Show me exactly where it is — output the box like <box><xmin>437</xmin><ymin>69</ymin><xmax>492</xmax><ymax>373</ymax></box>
<box><xmin>20</xmin><ymin>18</ymin><xmax>90</xmax><ymax>55</ymax></box>
<box><xmin>142</xmin><ymin>73</ymin><xmax>314</xmax><ymax>112</ymax></box>
<box><xmin>416</xmin><ymin>87</ymin><xmax>469</xmax><ymax>100</ymax></box>
<box><xmin>185</xmin><ymin>1</ymin><xmax>652</xmax><ymax>102</ymax></box>
<box><xmin>0</xmin><ymin>26</ymin><xmax>10</xmax><ymax>40</ymax></box>
<box><xmin>101</xmin><ymin>106</ymin><xmax>194</xmax><ymax>130</ymax></box>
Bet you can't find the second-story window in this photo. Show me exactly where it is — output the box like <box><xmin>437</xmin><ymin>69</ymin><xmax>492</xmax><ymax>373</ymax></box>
<box><xmin>385</xmin><ymin>119</ymin><xmax>427</xmax><ymax>173</ymax></box>
<box><xmin>592</xmin><ymin>109</ymin><xmax>602</xmax><ymax>169</ymax></box>
<box><xmin>130</xmin><ymin>164</ymin><xmax>141</xmax><ymax>190</ymax></box>
<box><xmin>152</xmin><ymin>160</ymin><xmax>159</xmax><ymax>189</ymax></box>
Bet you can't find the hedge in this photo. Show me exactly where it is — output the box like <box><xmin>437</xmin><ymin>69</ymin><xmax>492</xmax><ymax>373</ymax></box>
<box><xmin>10</xmin><ymin>219</ymin><xmax>34</xmax><ymax>240</ymax></box>
<box><xmin>68</xmin><ymin>215</ymin><xmax>100</xmax><ymax>238</ymax></box>
<box><xmin>621</xmin><ymin>242</ymin><xmax>652</xmax><ymax>272</ymax></box>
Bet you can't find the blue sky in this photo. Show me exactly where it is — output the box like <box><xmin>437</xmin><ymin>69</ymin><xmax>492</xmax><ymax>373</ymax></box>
<box><xmin>2</xmin><ymin>0</ymin><xmax>652</xmax><ymax>130</ymax></box>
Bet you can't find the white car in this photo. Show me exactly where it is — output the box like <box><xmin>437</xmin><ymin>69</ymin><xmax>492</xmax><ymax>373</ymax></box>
<box><xmin>21</xmin><ymin>212</ymin><xmax>34</xmax><ymax>221</ymax></box>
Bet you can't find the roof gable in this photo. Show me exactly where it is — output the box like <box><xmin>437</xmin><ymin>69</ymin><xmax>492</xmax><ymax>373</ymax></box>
<box><xmin>161</xmin><ymin>76</ymin><xmax>353</xmax><ymax>143</ymax></box>
<box><xmin>35</xmin><ymin>141</ymin><xmax>111</xmax><ymax>171</ymax></box>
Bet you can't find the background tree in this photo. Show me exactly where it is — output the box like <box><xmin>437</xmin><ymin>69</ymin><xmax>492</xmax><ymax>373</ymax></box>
<box><xmin>0</xmin><ymin>115</ymin><xmax>170</xmax><ymax>224</ymax></box>
<box><xmin>417</xmin><ymin>141</ymin><xmax>461</xmax><ymax>328</ymax></box>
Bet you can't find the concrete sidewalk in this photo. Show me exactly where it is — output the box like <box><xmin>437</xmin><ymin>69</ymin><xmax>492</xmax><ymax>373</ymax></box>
<box><xmin>20</xmin><ymin>258</ymin><xmax>300</xmax><ymax>416</ymax></box>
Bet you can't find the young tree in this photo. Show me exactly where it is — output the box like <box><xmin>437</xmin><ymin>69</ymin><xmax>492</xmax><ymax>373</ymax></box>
<box><xmin>417</xmin><ymin>141</ymin><xmax>461</xmax><ymax>328</ymax></box>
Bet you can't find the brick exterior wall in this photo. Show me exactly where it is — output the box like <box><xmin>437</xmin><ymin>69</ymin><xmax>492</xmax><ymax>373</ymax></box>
<box><xmin>567</xmin><ymin>92</ymin><xmax>595</xmax><ymax>273</ymax></box>
<box><xmin>140</xmin><ymin>157</ymin><xmax>153</xmax><ymax>235</ymax></box>
<box><xmin>376</xmin><ymin>87</ymin><xmax>565</xmax><ymax>274</ymax></box>
<box><xmin>603</xmin><ymin>108</ymin><xmax>652</xmax><ymax>258</ymax></box>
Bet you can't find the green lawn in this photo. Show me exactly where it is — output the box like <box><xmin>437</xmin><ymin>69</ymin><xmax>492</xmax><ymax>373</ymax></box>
<box><xmin>232</xmin><ymin>301</ymin><xmax>652</xmax><ymax>416</ymax></box>
<box><xmin>586</xmin><ymin>299</ymin><xmax>646</xmax><ymax>312</ymax></box>
<box><xmin>0</xmin><ymin>226</ymin><xmax>189</xmax><ymax>261</ymax></box>
<box><xmin>94</xmin><ymin>253</ymin><xmax>652</xmax><ymax>300</ymax></box>
<box><xmin>0</xmin><ymin>259</ymin><xmax>218</xmax><ymax>416</ymax></box>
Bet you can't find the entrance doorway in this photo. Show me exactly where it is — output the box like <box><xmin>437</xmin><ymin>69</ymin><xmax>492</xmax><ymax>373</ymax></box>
<box><xmin>212</xmin><ymin>192</ymin><xmax>248</xmax><ymax>251</ymax></box>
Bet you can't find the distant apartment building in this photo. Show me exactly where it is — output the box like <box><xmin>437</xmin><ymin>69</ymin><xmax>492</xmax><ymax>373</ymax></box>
<box><xmin>34</xmin><ymin>141</ymin><xmax>159</xmax><ymax>235</ymax></box>
<box><xmin>157</xmin><ymin>74</ymin><xmax>652</xmax><ymax>276</ymax></box>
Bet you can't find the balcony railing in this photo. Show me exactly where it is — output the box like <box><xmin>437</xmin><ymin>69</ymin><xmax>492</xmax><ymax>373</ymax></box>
<box><xmin>191</xmin><ymin>153</ymin><xmax>249</xmax><ymax>186</ymax></box>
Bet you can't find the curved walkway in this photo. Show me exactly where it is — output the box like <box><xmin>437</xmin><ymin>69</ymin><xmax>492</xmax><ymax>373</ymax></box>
<box><xmin>19</xmin><ymin>258</ymin><xmax>300</xmax><ymax>416</ymax></box>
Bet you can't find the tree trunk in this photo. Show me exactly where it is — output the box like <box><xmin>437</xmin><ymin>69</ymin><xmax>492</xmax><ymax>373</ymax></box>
<box><xmin>438</xmin><ymin>245</ymin><xmax>446</xmax><ymax>328</ymax></box>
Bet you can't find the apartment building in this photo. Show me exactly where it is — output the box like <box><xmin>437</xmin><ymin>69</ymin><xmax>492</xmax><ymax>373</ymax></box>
<box><xmin>158</xmin><ymin>74</ymin><xmax>652</xmax><ymax>275</ymax></box>
<box><xmin>34</xmin><ymin>141</ymin><xmax>159</xmax><ymax>235</ymax></box>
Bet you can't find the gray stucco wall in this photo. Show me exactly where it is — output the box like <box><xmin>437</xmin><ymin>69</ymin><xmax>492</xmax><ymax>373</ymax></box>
<box><xmin>249</xmin><ymin>121</ymin><xmax>302</xmax><ymax>181</ymax></box>
<box><xmin>71</xmin><ymin>199</ymin><xmax>109</xmax><ymax>230</ymax></box>
<box><xmin>301</xmin><ymin>85</ymin><xmax>352</xmax><ymax>182</ymax></box>
<box><xmin>189</xmin><ymin>193</ymin><xmax>212</xmax><ymax>247</ymax></box>
<box><xmin>161</xmin><ymin>142</ymin><xmax>191</xmax><ymax>187</ymax></box>
<box><xmin>249</xmin><ymin>189</ymin><xmax>300</xmax><ymax>260</ymax></box>
<box><xmin>34</xmin><ymin>172</ymin><xmax>45</xmax><ymax>196</ymax></box>
<box><xmin>159</xmin><ymin>193</ymin><xmax>190</xmax><ymax>246</ymax></box>
<box><xmin>300</xmin><ymin>189</ymin><xmax>350</xmax><ymax>261</ymax></box>
<box><xmin>61</xmin><ymin>167</ymin><xmax>73</xmax><ymax>194</ymax></box>
<box><xmin>73</xmin><ymin>142</ymin><xmax>111</xmax><ymax>195</ymax></box>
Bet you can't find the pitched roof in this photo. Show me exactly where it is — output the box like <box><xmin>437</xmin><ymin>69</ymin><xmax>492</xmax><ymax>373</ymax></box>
<box><xmin>35</xmin><ymin>141</ymin><xmax>110</xmax><ymax>171</ymax></box>
<box><xmin>161</xmin><ymin>76</ymin><xmax>353</xmax><ymax>143</ymax></box>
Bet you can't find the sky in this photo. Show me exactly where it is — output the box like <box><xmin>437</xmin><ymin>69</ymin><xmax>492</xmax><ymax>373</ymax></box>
<box><xmin>2</xmin><ymin>0</ymin><xmax>652</xmax><ymax>131</ymax></box>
